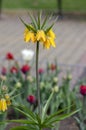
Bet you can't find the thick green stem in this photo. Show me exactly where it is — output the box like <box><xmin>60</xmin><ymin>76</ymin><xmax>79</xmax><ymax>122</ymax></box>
<box><xmin>36</xmin><ymin>42</ymin><xmax>41</xmax><ymax>116</ymax></box>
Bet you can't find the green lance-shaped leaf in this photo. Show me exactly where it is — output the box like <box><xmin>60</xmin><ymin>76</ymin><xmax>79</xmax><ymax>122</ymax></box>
<box><xmin>42</xmin><ymin>92</ymin><xmax>54</xmax><ymax>122</ymax></box>
<box><xmin>11</xmin><ymin>92</ymin><xmax>24</xmax><ymax>99</ymax></box>
<box><xmin>42</xmin><ymin>105</ymin><xmax>80</xmax><ymax>127</ymax></box>
<box><xmin>37</xmin><ymin>11</ymin><xmax>42</xmax><ymax>29</ymax></box>
<box><xmin>10</xmin><ymin>126</ymin><xmax>29</xmax><ymax>130</ymax></box>
<box><xmin>43</xmin><ymin>109</ymin><xmax>80</xmax><ymax>125</ymax></box>
<box><xmin>19</xmin><ymin>17</ymin><xmax>36</xmax><ymax>33</ymax></box>
<box><xmin>45</xmin><ymin>23</ymin><xmax>54</xmax><ymax>34</ymax></box>
<box><xmin>9</xmin><ymin>87</ymin><xmax>18</xmax><ymax>96</ymax></box>
<box><xmin>28</xmin><ymin>12</ymin><xmax>38</xmax><ymax>30</ymax></box>
<box><xmin>14</xmin><ymin>106</ymin><xmax>37</xmax><ymax>124</ymax></box>
<box><xmin>41</xmin><ymin>13</ymin><xmax>54</xmax><ymax>30</ymax></box>
<box><xmin>20</xmin><ymin>105</ymin><xmax>36</xmax><ymax>120</ymax></box>
<box><xmin>35</xmin><ymin>114</ymin><xmax>41</xmax><ymax>125</ymax></box>
<box><xmin>43</xmin><ymin>104</ymin><xmax>74</xmax><ymax>124</ymax></box>
<box><xmin>6</xmin><ymin>119</ymin><xmax>38</xmax><ymax>125</ymax></box>
<box><xmin>41</xmin><ymin>14</ymin><xmax>49</xmax><ymax>29</ymax></box>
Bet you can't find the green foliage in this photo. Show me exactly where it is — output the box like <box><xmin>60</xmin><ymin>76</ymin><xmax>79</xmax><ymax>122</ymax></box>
<box><xmin>7</xmin><ymin>94</ymin><xmax>80</xmax><ymax>130</ymax></box>
<box><xmin>2</xmin><ymin>0</ymin><xmax>86</xmax><ymax>12</ymax></box>
<box><xmin>74</xmin><ymin>95</ymin><xmax>86</xmax><ymax>130</ymax></box>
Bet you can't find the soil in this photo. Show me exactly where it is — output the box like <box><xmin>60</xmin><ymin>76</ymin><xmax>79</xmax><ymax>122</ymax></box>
<box><xmin>59</xmin><ymin>117</ymin><xmax>79</xmax><ymax>130</ymax></box>
<box><xmin>5</xmin><ymin>117</ymin><xmax>79</xmax><ymax>130</ymax></box>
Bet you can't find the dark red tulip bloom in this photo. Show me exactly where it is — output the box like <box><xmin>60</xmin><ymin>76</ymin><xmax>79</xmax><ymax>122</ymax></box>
<box><xmin>1</xmin><ymin>67</ymin><xmax>7</xmax><ymax>75</ymax></box>
<box><xmin>50</xmin><ymin>64</ymin><xmax>56</xmax><ymax>71</ymax></box>
<box><xmin>21</xmin><ymin>64</ymin><xmax>30</xmax><ymax>74</ymax></box>
<box><xmin>6</xmin><ymin>52</ymin><xmax>14</xmax><ymax>60</ymax></box>
<box><xmin>10</xmin><ymin>66</ymin><xmax>18</xmax><ymax>74</ymax></box>
<box><xmin>27</xmin><ymin>95</ymin><xmax>36</xmax><ymax>104</ymax></box>
<box><xmin>38</xmin><ymin>68</ymin><xmax>44</xmax><ymax>74</ymax></box>
<box><xmin>80</xmin><ymin>85</ymin><xmax>86</xmax><ymax>96</ymax></box>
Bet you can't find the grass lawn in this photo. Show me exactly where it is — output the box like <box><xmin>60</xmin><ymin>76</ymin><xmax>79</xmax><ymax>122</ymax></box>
<box><xmin>2</xmin><ymin>0</ymin><xmax>86</xmax><ymax>13</ymax></box>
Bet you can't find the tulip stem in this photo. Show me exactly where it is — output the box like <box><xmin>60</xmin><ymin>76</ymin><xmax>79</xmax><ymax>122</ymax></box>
<box><xmin>36</xmin><ymin>41</ymin><xmax>41</xmax><ymax>116</ymax></box>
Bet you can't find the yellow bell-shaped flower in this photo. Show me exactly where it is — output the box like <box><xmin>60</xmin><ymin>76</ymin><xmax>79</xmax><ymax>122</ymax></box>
<box><xmin>0</xmin><ymin>98</ymin><xmax>7</xmax><ymax>112</ymax></box>
<box><xmin>43</xmin><ymin>38</ymin><xmax>51</xmax><ymax>49</ymax></box>
<box><xmin>48</xmin><ymin>37</ymin><xmax>56</xmax><ymax>48</ymax></box>
<box><xmin>24</xmin><ymin>28</ymin><xmax>36</xmax><ymax>43</ymax></box>
<box><xmin>47</xmin><ymin>29</ymin><xmax>56</xmax><ymax>39</ymax></box>
<box><xmin>36</xmin><ymin>30</ymin><xmax>46</xmax><ymax>42</ymax></box>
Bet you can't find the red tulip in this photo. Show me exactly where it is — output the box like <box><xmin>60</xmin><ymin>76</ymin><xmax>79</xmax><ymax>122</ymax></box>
<box><xmin>38</xmin><ymin>68</ymin><xmax>44</xmax><ymax>74</ymax></box>
<box><xmin>27</xmin><ymin>95</ymin><xmax>36</xmax><ymax>104</ymax></box>
<box><xmin>10</xmin><ymin>66</ymin><xmax>18</xmax><ymax>74</ymax></box>
<box><xmin>80</xmin><ymin>85</ymin><xmax>86</xmax><ymax>96</ymax></box>
<box><xmin>6</xmin><ymin>52</ymin><xmax>14</xmax><ymax>60</ymax></box>
<box><xmin>1</xmin><ymin>67</ymin><xmax>7</xmax><ymax>75</ymax></box>
<box><xmin>21</xmin><ymin>64</ymin><xmax>30</xmax><ymax>74</ymax></box>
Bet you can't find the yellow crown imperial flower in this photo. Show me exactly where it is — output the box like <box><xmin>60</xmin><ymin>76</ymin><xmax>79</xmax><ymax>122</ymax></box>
<box><xmin>22</xmin><ymin>12</ymin><xmax>56</xmax><ymax>49</ymax></box>
<box><xmin>48</xmin><ymin>37</ymin><xmax>56</xmax><ymax>48</ymax></box>
<box><xmin>47</xmin><ymin>29</ymin><xmax>56</xmax><ymax>39</ymax></box>
<box><xmin>43</xmin><ymin>38</ymin><xmax>51</xmax><ymax>49</ymax></box>
<box><xmin>0</xmin><ymin>98</ymin><xmax>7</xmax><ymax>112</ymax></box>
<box><xmin>24</xmin><ymin>28</ymin><xmax>36</xmax><ymax>43</ymax></box>
<box><xmin>36</xmin><ymin>30</ymin><xmax>46</xmax><ymax>43</ymax></box>
<box><xmin>43</xmin><ymin>36</ymin><xmax>56</xmax><ymax>49</ymax></box>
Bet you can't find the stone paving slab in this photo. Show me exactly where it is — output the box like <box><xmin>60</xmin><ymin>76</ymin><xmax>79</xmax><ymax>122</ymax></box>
<box><xmin>0</xmin><ymin>11</ymin><xmax>86</xmax><ymax>68</ymax></box>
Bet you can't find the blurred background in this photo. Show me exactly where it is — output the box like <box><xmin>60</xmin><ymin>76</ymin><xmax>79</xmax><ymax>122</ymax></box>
<box><xmin>1</xmin><ymin>0</ymin><xmax>86</xmax><ymax>14</ymax></box>
<box><xmin>0</xmin><ymin>0</ymin><xmax>85</xmax><ymax>11</ymax></box>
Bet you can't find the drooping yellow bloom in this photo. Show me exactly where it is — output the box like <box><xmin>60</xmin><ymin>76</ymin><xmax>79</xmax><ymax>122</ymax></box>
<box><xmin>47</xmin><ymin>29</ymin><xmax>56</xmax><ymax>39</ymax></box>
<box><xmin>48</xmin><ymin>37</ymin><xmax>56</xmax><ymax>48</ymax></box>
<box><xmin>24</xmin><ymin>27</ymin><xmax>56</xmax><ymax>49</ymax></box>
<box><xmin>24</xmin><ymin>28</ymin><xmax>36</xmax><ymax>43</ymax></box>
<box><xmin>43</xmin><ymin>38</ymin><xmax>51</xmax><ymax>49</ymax></box>
<box><xmin>42</xmin><ymin>29</ymin><xmax>56</xmax><ymax>49</ymax></box>
<box><xmin>36</xmin><ymin>30</ymin><xmax>46</xmax><ymax>42</ymax></box>
<box><xmin>0</xmin><ymin>98</ymin><xmax>7</xmax><ymax>112</ymax></box>
<box><xmin>43</xmin><ymin>36</ymin><xmax>56</xmax><ymax>49</ymax></box>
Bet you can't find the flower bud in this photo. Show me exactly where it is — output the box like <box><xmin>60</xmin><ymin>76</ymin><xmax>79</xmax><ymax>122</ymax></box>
<box><xmin>5</xmin><ymin>94</ymin><xmax>10</xmax><ymax>99</ymax></box>
<box><xmin>1</xmin><ymin>67</ymin><xmax>7</xmax><ymax>75</ymax></box>
<box><xmin>67</xmin><ymin>74</ymin><xmax>72</xmax><ymax>80</ymax></box>
<box><xmin>52</xmin><ymin>86</ymin><xmax>59</xmax><ymax>93</ymax></box>
<box><xmin>27</xmin><ymin>76</ymin><xmax>34</xmax><ymax>82</ymax></box>
<box><xmin>50</xmin><ymin>64</ymin><xmax>56</xmax><ymax>71</ymax></box>
<box><xmin>40</xmin><ymin>82</ymin><xmax>45</xmax><ymax>89</ymax></box>
<box><xmin>10</xmin><ymin>66</ymin><xmax>18</xmax><ymax>74</ymax></box>
<box><xmin>15</xmin><ymin>82</ymin><xmax>22</xmax><ymax>88</ymax></box>
<box><xmin>80</xmin><ymin>85</ymin><xmax>86</xmax><ymax>96</ymax></box>
<box><xmin>21</xmin><ymin>64</ymin><xmax>30</xmax><ymax>74</ymax></box>
<box><xmin>38</xmin><ymin>68</ymin><xmax>44</xmax><ymax>75</ymax></box>
<box><xmin>1</xmin><ymin>85</ymin><xmax>8</xmax><ymax>91</ymax></box>
<box><xmin>21</xmin><ymin>49</ymin><xmax>34</xmax><ymax>61</ymax></box>
<box><xmin>27</xmin><ymin>95</ymin><xmax>36</xmax><ymax>104</ymax></box>
<box><xmin>53</xmin><ymin>77</ymin><xmax>58</xmax><ymax>83</ymax></box>
<box><xmin>6</xmin><ymin>52</ymin><xmax>14</xmax><ymax>60</ymax></box>
<box><xmin>0</xmin><ymin>75</ymin><xmax>7</xmax><ymax>81</ymax></box>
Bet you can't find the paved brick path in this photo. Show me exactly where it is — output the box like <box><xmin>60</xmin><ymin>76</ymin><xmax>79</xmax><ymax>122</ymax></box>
<box><xmin>0</xmin><ymin>11</ymin><xmax>86</xmax><ymax>68</ymax></box>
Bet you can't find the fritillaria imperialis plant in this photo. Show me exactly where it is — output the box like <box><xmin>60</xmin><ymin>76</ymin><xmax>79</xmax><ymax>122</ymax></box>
<box><xmin>0</xmin><ymin>12</ymin><xmax>79</xmax><ymax>130</ymax></box>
